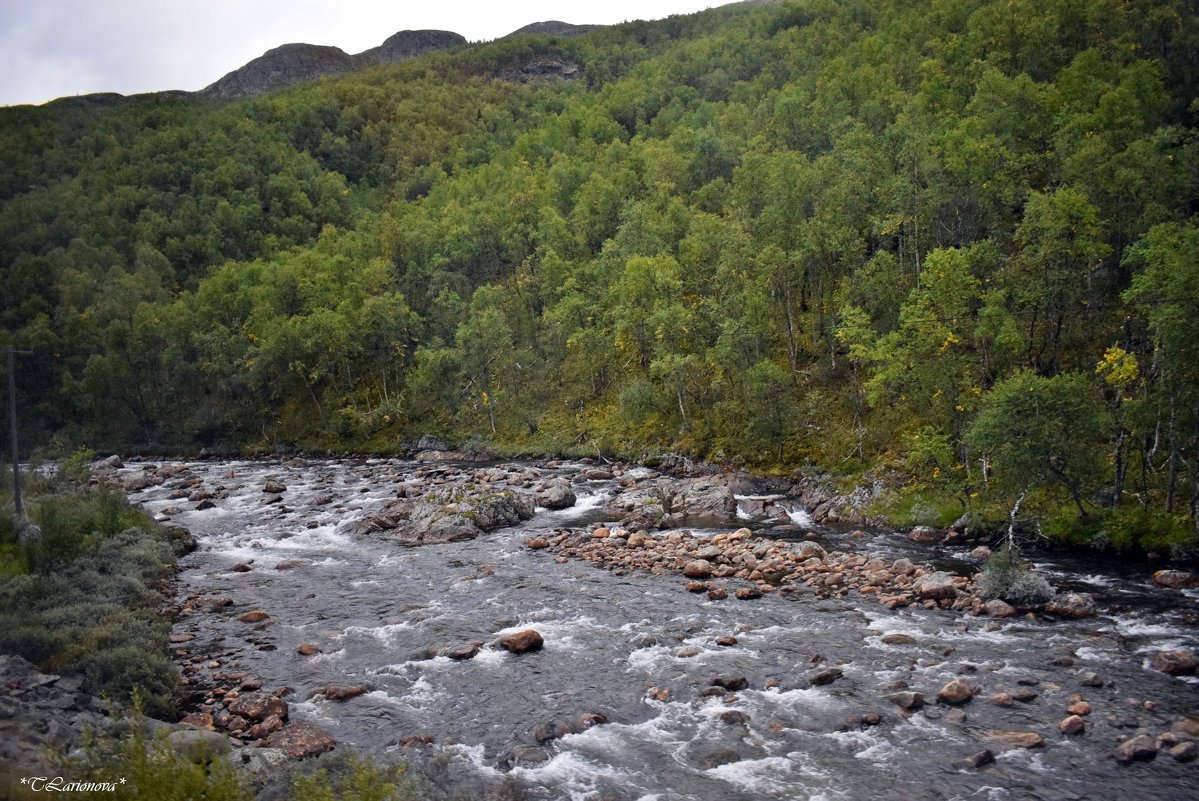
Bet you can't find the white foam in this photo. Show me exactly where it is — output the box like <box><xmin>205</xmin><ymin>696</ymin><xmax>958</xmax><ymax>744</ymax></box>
<box><xmin>787</xmin><ymin>507</ymin><xmax>814</xmax><ymax>528</ymax></box>
<box><xmin>509</xmin><ymin>752</ymin><xmax>635</xmax><ymax>801</ymax></box>
<box><xmin>338</xmin><ymin>621</ymin><xmax>413</xmax><ymax>645</ymax></box>
<box><xmin>705</xmin><ymin>753</ymin><xmax>843</xmax><ymax>799</ymax></box>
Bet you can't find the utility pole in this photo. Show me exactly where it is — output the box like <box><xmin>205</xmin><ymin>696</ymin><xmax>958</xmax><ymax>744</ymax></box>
<box><xmin>6</xmin><ymin>345</ymin><xmax>25</xmax><ymax>518</ymax></box>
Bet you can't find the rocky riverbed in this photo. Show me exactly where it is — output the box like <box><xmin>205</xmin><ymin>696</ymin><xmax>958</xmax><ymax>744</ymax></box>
<box><xmin>17</xmin><ymin>455</ymin><xmax>1198</xmax><ymax>799</ymax></box>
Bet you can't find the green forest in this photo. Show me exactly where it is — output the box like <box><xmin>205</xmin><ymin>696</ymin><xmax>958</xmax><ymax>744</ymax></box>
<box><xmin>2</xmin><ymin>0</ymin><xmax>1197</xmax><ymax>551</ymax></box>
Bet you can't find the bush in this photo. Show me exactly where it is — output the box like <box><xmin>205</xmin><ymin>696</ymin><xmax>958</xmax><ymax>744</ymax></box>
<box><xmin>79</xmin><ymin>709</ymin><xmax>252</xmax><ymax>801</ymax></box>
<box><xmin>1</xmin><ymin>482</ymin><xmax>183</xmax><ymax>717</ymax></box>
<box><xmin>977</xmin><ymin>546</ymin><xmax>1054</xmax><ymax>606</ymax></box>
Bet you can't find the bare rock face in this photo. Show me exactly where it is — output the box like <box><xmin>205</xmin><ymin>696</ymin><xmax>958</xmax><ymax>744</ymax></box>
<box><xmin>505</xmin><ymin>21</ymin><xmax>604</xmax><ymax>38</ymax></box>
<box><xmin>377</xmin><ymin>30</ymin><xmax>465</xmax><ymax>62</ymax></box>
<box><xmin>202</xmin><ymin>43</ymin><xmax>357</xmax><ymax>99</ymax></box>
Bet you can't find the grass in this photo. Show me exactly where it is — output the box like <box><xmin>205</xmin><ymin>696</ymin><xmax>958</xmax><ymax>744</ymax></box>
<box><xmin>0</xmin><ymin>460</ymin><xmax>183</xmax><ymax>718</ymax></box>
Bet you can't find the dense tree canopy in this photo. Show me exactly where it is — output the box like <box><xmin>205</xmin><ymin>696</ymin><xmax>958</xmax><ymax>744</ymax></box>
<box><xmin>2</xmin><ymin>0</ymin><xmax>1197</xmax><ymax>549</ymax></box>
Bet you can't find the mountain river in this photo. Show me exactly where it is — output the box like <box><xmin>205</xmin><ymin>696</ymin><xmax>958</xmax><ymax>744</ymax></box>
<box><xmin>113</xmin><ymin>457</ymin><xmax>1199</xmax><ymax>801</ymax></box>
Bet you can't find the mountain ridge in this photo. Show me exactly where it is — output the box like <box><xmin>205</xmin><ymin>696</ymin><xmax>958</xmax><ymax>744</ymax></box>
<box><xmin>40</xmin><ymin>20</ymin><xmax>600</xmax><ymax>107</ymax></box>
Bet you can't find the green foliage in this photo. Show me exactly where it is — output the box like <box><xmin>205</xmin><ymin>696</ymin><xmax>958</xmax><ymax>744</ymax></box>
<box><xmin>977</xmin><ymin>545</ymin><xmax>1054</xmax><ymax>606</ymax></box>
<box><xmin>292</xmin><ymin>756</ymin><xmax>417</xmax><ymax>801</ymax></box>
<box><xmin>1</xmin><ymin>0</ymin><xmax>1197</xmax><ymax>538</ymax></box>
<box><xmin>80</xmin><ymin>713</ymin><xmax>252</xmax><ymax>801</ymax></box>
<box><xmin>967</xmin><ymin>371</ymin><xmax>1109</xmax><ymax>519</ymax></box>
<box><xmin>0</xmin><ymin>478</ymin><xmax>181</xmax><ymax>717</ymax></box>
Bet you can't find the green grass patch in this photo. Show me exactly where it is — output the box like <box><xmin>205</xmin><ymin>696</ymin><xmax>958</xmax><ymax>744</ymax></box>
<box><xmin>867</xmin><ymin>488</ymin><xmax>964</xmax><ymax>528</ymax></box>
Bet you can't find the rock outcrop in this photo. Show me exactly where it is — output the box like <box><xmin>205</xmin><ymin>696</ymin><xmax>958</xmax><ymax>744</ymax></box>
<box><xmin>505</xmin><ymin>21</ymin><xmax>604</xmax><ymax>38</ymax></box>
<box><xmin>201</xmin><ymin>43</ymin><xmax>357</xmax><ymax>99</ymax></box>
<box><xmin>358</xmin><ymin>485</ymin><xmax>535</xmax><ymax>544</ymax></box>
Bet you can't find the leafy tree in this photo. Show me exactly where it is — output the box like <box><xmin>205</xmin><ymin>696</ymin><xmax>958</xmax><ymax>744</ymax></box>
<box><xmin>967</xmin><ymin>371</ymin><xmax>1109</xmax><ymax>519</ymax></box>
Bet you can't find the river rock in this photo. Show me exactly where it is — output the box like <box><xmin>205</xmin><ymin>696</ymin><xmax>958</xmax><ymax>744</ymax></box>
<box><xmin>983</xmin><ymin>599</ymin><xmax>1016</xmax><ymax>618</ymax></box>
<box><xmin>670</xmin><ymin>478</ymin><xmax>738</xmax><ymax>522</ymax></box>
<box><xmin>916</xmin><ymin>571</ymin><xmax>958</xmax><ymax>600</ymax></box>
<box><xmin>697</xmin><ymin>545</ymin><xmax>725</xmax><ymax>561</ymax></box>
<box><xmin>227</xmin><ymin>692</ymin><xmax>288</xmax><ymax>721</ymax></box>
<box><xmin>1045</xmin><ymin>592</ymin><xmax>1096</xmax><ymax>619</ymax></box>
<box><xmin>441</xmin><ymin>640</ymin><xmax>485</xmax><ymax>660</ymax></box>
<box><xmin>265</xmin><ymin>722</ymin><xmax>336</xmax><ymax>758</ymax></box>
<box><xmin>793</xmin><ymin>541</ymin><xmax>827</xmax><ymax>560</ymax></box>
<box><xmin>263</xmin><ymin>480</ymin><xmax>287</xmax><ymax>494</ymax></box>
<box><xmin>499</xmin><ymin>745</ymin><xmax>550</xmax><ymax>769</ymax></box>
<box><xmin>525</xmin><ymin>536</ymin><xmax>550</xmax><ymax>549</ymax></box>
<box><xmin>720</xmin><ymin>710</ymin><xmax>750</xmax><ymax>725</ymax></box>
<box><xmin>315</xmin><ymin>685</ymin><xmax>368</xmax><ymax>702</ymax></box>
<box><xmin>988</xmin><ymin>731</ymin><xmax>1045</xmax><ymax>749</ymax></box>
<box><xmin>297</xmin><ymin>643</ymin><xmax>321</xmax><ymax>656</ymax></box>
<box><xmin>237</xmin><ymin>610</ymin><xmax>269</xmax><ymax>623</ymax></box>
<box><xmin>1149</xmin><ymin>649</ymin><xmax>1198</xmax><ymax>676</ymax></box>
<box><xmin>937</xmin><ymin>680</ymin><xmax>974</xmax><ymax>705</ymax></box>
<box><xmin>807</xmin><ymin>668</ymin><xmax>843</xmax><ymax>686</ymax></box>
<box><xmin>1168</xmin><ymin>741</ymin><xmax>1197</xmax><ymax>762</ymax></box>
<box><xmin>885</xmin><ymin>691</ymin><xmax>925</xmax><ymax>711</ymax></box>
<box><xmin>1113</xmin><ymin>734</ymin><xmax>1157</xmax><ymax>762</ymax></box>
<box><xmin>707</xmin><ymin>587</ymin><xmax>728</xmax><ymax>600</ymax></box>
<box><xmin>1058</xmin><ymin>715</ymin><xmax>1086</xmax><ymax>735</ymax></box>
<box><xmin>538</xmin><ymin>478</ymin><xmax>576</xmax><ymax>510</ymax></box>
<box><xmin>964</xmin><ymin>749</ymin><xmax>995</xmax><ymax>768</ymax></box>
<box><xmin>709</xmin><ymin>675</ymin><xmax>748</xmax><ymax>691</ymax></box>
<box><xmin>909</xmin><ymin>526</ymin><xmax>944</xmax><ymax>545</ymax></box>
<box><xmin>358</xmin><ymin>486</ymin><xmax>535</xmax><ymax>544</ymax></box>
<box><xmin>500</xmin><ymin>629</ymin><xmax>544</xmax><ymax>654</ymax></box>
<box><xmin>683</xmin><ymin>559</ymin><xmax>714</xmax><ymax>578</ymax></box>
<box><xmin>881</xmin><ymin>633</ymin><xmax>916</xmax><ymax>645</ymax></box>
<box><xmin>274</xmin><ymin>559</ymin><xmax>311</xmax><ymax>570</ymax></box>
<box><xmin>735</xmin><ymin>587</ymin><xmax>763</xmax><ymax>600</ymax></box>
<box><xmin>1151</xmin><ymin>569</ymin><xmax>1199</xmax><ymax>589</ymax></box>
<box><xmin>196</xmin><ymin>498</ymin><xmax>217</xmax><ymax>510</ymax></box>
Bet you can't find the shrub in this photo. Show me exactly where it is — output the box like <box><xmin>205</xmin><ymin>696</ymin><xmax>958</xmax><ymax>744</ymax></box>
<box><xmin>977</xmin><ymin>545</ymin><xmax>1054</xmax><ymax>606</ymax></box>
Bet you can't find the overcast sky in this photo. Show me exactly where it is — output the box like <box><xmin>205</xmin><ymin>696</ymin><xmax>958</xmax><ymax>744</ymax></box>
<box><xmin>0</xmin><ymin>0</ymin><xmax>723</xmax><ymax>107</ymax></box>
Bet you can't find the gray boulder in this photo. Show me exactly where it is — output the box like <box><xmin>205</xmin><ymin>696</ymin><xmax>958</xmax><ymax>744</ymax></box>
<box><xmin>538</xmin><ymin>478</ymin><xmax>576</xmax><ymax>510</ymax></box>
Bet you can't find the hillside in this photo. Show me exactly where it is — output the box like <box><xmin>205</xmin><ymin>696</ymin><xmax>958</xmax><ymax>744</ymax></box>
<box><xmin>1</xmin><ymin>0</ymin><xmax>1197</xmax><ymax>551</ymax></box>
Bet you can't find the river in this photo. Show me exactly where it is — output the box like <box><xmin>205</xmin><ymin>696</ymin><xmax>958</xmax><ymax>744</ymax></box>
<box><xmin>114</xmin><ymin>457</ymin><xmax>1199</xmax><ymax>801</ymax></box>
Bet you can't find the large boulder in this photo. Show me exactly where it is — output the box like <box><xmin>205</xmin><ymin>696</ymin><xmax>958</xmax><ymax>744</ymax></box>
<box><xmin>1045</xmin><ymin>592</ymin><xmax>1096</xmax><ymax>619</ymax></box>
<box><xmin>538</xmin><ymin>478</ymin><xmax>576</xmax><ymax>510</ymax></box>
<box><xmin>1152</xmin><ymin>570</ymin><xmax>1199</xmax><ymax>590</ymax></box>
<box><xmin>265</xmin><ymin>723</ymin><xmax>336</xmax><ymax>758</ymax></box>
<box><xmin>500</xmin><ymin>629</ymin><xmax>544</xmax><ymax>654</ymax></box>
<box><xmin>670</xmin><ymin>478</ymin><xmax>738</xmax><ymax>522</ymax></box>
<box><xmin>357</xmin><ymin>485</ymin><xmax>534</xmax><ymax>544</ymax></box>
<box><xmin>1150</xmin><ymin>649</ymin><xmax>1198</xmax><ymax>676</ymax></box>
<box><xmin>916</xmin><ymin>571</ymin><xmax>959</xmax><ymax>601</ymax></box>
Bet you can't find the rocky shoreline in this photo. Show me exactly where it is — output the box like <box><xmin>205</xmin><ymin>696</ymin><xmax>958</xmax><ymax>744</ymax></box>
<box><xmin>7</xmin><ymin>452</ymin><xmax>1198</xmax><ymax>795</ymax></box>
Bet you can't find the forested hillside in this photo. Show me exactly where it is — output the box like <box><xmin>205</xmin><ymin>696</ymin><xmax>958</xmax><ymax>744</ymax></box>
<box><xmin>2</xmin><ymin>0</ymin><xmax>1197</xmax><ymax>550</ymax></box>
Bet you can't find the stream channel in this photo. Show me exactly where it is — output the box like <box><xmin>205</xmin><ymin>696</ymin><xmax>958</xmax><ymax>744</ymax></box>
<box><xmin>115</xmin><ymin>457</ymin><xmax>1199</xmax><ymax>801</ymax></box>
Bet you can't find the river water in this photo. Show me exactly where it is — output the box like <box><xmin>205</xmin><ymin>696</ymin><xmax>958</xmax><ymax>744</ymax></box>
<box><xmin>116</xmin><ymin>457</ymin><xmax>1199</xmax><ymax>801</ymax></box>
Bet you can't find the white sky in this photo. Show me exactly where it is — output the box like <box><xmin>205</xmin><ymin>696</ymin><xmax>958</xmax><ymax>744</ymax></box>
<box><xmin>0</xmin><ymin>0</ymin><xmax>723</xmax><ymax>107</ymax></box>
